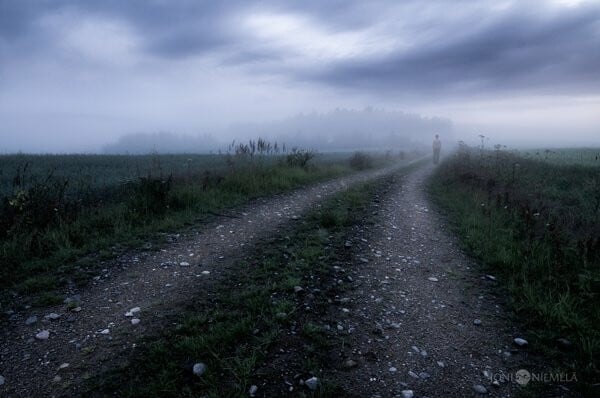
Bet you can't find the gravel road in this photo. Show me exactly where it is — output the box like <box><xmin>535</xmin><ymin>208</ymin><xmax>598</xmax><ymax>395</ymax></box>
<box><xmin>1</xmin><ymin>161</ymin><xmax>567</xmax><ymax>398</ymax></box>
<box><xmin>0</xmin><ymin>162</ymin><xmax>411</xmax><ymax>398</ymax></box>
<box><xmin>321</xmin><ymin>164</ymin><xmax>567</xmax><ymax>397</ymax></box>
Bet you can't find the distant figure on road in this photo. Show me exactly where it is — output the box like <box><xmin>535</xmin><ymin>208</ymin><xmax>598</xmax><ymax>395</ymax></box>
<box><xmin>432</xmin><ymin>134</ymin><xmax>442</xmax><ymax>164</ymax></box>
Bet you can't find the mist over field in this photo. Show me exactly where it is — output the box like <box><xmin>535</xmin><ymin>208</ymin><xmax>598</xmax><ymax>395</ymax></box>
<box><xmin>0</xmin><ymin>0</ymin><xmax>599</xmax><ymax>153</ymax></box>
<box><xmin>103</xmin><ymin>109</ymin><xmax>453</xmax><ymax>154</ymax></box>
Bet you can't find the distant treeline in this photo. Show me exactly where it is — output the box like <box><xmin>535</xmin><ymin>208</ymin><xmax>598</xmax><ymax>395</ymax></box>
<box><xmin>229</xmin><ymin>107</ymin><xmax>453</xmax><ymax>151</ymax></box>
<box><xmin>103</xmin><ymin>108</ymin><xmax>453</xmax><ymax>154</ymax></box>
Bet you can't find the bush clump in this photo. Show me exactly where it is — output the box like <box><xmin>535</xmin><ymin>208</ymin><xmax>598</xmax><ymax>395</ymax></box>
<box><xmin>286</xmin><ymin>148</ymin><xmax>316</xmax><ymax>168</ymax></box>
<box><xmin>127</xmin><ymin>175</ymin><xmax>173</xmax><ymax>216</ymax></box>
<box><xmin>0</xmin><ymin>167</ymin><xmax>72</xmax><ymax>239</ymax></box>
<box><xmin>349</xmin><ymin>152</ymin><xmax>373</xmax><ymax>170</ymax></box>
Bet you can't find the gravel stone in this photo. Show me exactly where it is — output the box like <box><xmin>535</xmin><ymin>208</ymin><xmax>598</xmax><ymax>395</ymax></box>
<box><xmin>557</xmin><ymin>338</ymin><xmax>572</xmax><ymax>348</ymax></box>
<box><xmin>192</xmin><ymin>362</ymin><xmax>207</xmax><ymax>377</ymax></box>
<box><xmin>305</xmin><ymin>376</ymin><xmax>318</xmax><ymax>390</ymax></box>
<box><xmin>513</xmin><ymin>337</ymin><xmax>528</xmax><ymax>347</ymax></box>
<box><xmin>249</xmin><ymin>385</ymin><xmax>258</xmax><ymax>396</ymax></box>
<box><xmin>473</xmin><ymin>384</ymin><xmax>488</xmax><ymax>394</ymax></box>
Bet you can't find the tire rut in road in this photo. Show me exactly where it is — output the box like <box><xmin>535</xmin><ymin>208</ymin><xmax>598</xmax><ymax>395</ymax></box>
<box><xmin>0</xmin><ymin>161</ymin><xmax>417</xmax><ymax>397</ymax></box>
<box><xmin>317</xmin><ymin>164</ymin><xmax>551</xmax><ymax>397</ymax></box>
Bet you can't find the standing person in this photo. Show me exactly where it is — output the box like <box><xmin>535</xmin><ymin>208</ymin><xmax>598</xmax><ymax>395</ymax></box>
<box><xmin>432</xmin><ymin>134</ymin><xmax>442</xmax><ymax>164</ymax></box>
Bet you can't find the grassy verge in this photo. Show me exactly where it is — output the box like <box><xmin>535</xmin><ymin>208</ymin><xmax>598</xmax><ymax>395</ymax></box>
<box><xmin>427</xmin><ymin>148</ymin><xmax>599</xmax><ymax>392</ymax></box>
<box><xmin>1</xmin><ymin>157</ymin><xmax>365</xmax><ymax>309</ymax></box>
<box><xmin>93</xmin><ymin>173</ymin><xmax>391</xmax><ymax>397</ymax></box>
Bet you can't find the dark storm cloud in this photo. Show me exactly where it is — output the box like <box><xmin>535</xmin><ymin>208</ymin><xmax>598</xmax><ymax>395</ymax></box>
<box><xmin>310</xmin><ymin>3</ymin><xmax>600</xmax><ymax>97</ymax></box>
<box><xmin>0</xmin><ymin>1</ymin><xmax>401</xmax><ymax>54</ymax></box>
<box><xmin>0</xmin><ymin>0</ymin><xmax>344</xmax><ymax>66</ymax></box>
<box><xmin>82</xmin><ymin>1</ymin><xmax>242</xmax><ymax>58</ymax></box>
<box><xmin>76</xmin><ymin>0</ymin><xmax>367</xmax><ymax>59</ymax></box>
<box><xmin>0</xmin><ymin>1</ymin><xmax>58</xmax><ymax>57</ymax></box>
<box><xmin>0</xmin><ymin>1</ymin><xmax>33</xmax><ymax>39</ymax></box>
<box><xmin>0</xmin><ymin>1</ymin><xmax>236</xmax><ymax>57</ymax></box>
<box><xmin>1</xmin><ymin>0</ymin><xmax>599</xmax><ymax>97</ymax></box>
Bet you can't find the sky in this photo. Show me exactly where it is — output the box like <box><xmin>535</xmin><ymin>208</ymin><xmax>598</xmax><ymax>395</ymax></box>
<box><xmin>0</xmin><ymin>0</ymin><xmax>599</xmax><ymax>152</ymax></box>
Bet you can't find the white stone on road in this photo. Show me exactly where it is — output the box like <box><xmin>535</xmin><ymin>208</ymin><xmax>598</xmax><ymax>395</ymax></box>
<box><xmin>514</xmin><ymin>337</ymin><xmax>528</xmax><ymax>347</ymax></box>
<box><xmin>193</xmin><ymin>362</ymin><xmax>207</xmax><ymax>377</ymax></box>
<box><xmin>305</xmin><ymin>376</ymin><xmax>318</xmax><ymax>390</ymax></box>
<box><xmin>44</xmin><ymin>313</ymin><xmax>61</xmax><ymax>320</ymax></box>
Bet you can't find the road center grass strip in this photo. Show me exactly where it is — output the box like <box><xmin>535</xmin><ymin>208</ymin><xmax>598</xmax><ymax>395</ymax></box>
<box><xmin>93</xmin><ymin>171</ymin><xmax>398</xmax><ymax>397</ymax></box>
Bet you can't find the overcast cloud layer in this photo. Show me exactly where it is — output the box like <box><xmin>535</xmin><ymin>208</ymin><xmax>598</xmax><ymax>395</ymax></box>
<box><xmin>1</xmin><ymin>0</ymin><xmax>599</xmax><ymax>152</ymax></box>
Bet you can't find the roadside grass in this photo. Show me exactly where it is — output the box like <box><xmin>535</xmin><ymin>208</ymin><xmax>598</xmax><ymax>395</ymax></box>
<box><xmin>93</xmin><ymin>175</ymin><xmax>387</xmax><ymax>397</ymax></box>
<box><xmin>1</xmin><ymin>155</ymin><xmax>371</xmax><ymax>309</ymax></box>
<box><xmin>428</xmin><ymin>146</ymin><xmax>600</xmax><ymax>392</ymax></box>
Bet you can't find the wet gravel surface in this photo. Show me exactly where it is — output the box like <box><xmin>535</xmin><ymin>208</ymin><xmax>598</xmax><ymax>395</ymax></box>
<box><xmin>321</xmin><ymin>164</ymin><xmax>555</xmax><ymax>397</ymax></box>
<box><xmin>1</xmin><ymin>162</ymin><xmax>569</xmax><ymax>398</ymax></box>
<box><xmin>0</xmin><ymin>164</ymin><xmax>407</xmax><ymax>398</ymax></box>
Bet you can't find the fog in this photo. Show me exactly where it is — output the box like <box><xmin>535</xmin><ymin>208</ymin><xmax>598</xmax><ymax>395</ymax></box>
<box><xmin>1</xmin><ymin>0</ymin><xmax>599</xmax><ymax>153</ymax></box>
<box><xmin>103</xmin><ymin>109</ymin><xmax>453</xmax><ymax>154</ymax></box>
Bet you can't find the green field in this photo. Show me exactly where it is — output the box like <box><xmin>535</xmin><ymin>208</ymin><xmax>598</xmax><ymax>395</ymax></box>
<box><xmin>518</xmin><ymin>148</ymin><xmax>600</xmax><ymax>166</ymax></box>
<box><xmin>0</xmin><ymin>154</ymin><xmax>230</xmax><ymax>196</ymax></box>
<box><xmin>0</xmin><ymin>152</ymin><xmax>357</xmax><ymax>196</ymax></box>
<box><xmin>429</xmin><ymin>146</ymin><xmax>600</xmax><ymax>390</ymax></box>
<box><xmin>0</xmin><ymin>147</ymin><xmax>398</xmax><ymax>309</ymax></box>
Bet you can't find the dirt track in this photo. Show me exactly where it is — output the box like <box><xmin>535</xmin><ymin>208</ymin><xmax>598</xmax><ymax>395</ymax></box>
<box><xmin>0</xmin><ymin>161</ymin><xmax>565</xmax><ymax>397</ymax></box>
<box><xmin>0</xmin><ymin>162</ymin><xmax>409</xmax><ymax>398</ymax></box>
<box><xmin>320</xmin><ymin>164</ymin><xmax>549</xmax><ymax>397</ymax></box>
